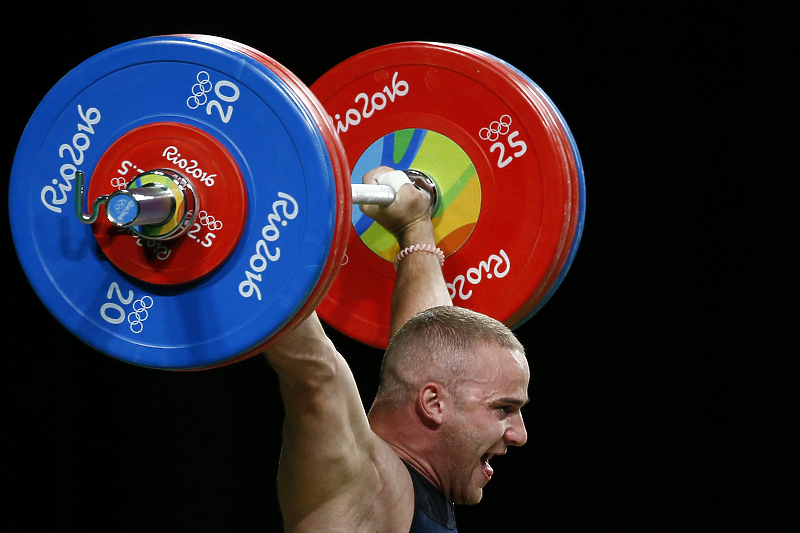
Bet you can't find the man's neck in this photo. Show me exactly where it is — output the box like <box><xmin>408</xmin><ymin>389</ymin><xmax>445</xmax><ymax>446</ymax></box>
<box><xmin>369</xmin><ymin>406</ymin><xmax>443</xmax><ymax>492</ymax></box>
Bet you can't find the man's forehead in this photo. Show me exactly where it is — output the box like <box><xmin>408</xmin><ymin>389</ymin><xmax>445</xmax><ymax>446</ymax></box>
<box><xmin>463</xmin><ymin>345</ymin><xmax>529</xmax><ymax>393</ymax></box>
<box><xmin>475</xmin><ymin>343</ymin><xmax>528</xmax><ymax>371</ymax></box>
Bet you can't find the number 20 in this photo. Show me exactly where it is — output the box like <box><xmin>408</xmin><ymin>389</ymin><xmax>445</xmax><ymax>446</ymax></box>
<box><xmin>100</xmin><ymin>282</ymin><xmax>133</xmax><ymax>325</ymax></box>
<box><xmin>207</xmin><ymin>80</ymin><xmax>240</xmax><ymax>123</ymax></box>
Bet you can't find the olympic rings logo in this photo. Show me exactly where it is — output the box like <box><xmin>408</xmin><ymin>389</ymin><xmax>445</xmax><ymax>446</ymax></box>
<box><xmin>187</xmin><ymin>71</ymin><xmax>213</xmax><ymax>110</ymax></box>
<box><xmin>110</xmin><ymin>176</ymin><xmax>128</xmax><ymax>190</ymax></box>
<box><xmin>479</xmin><ymin>115</ymin><xmax>512</xmax><ymax>142</ymax></box>
<box><xmin>127</xmin><ymin>296</ymin><xmax>154</xmax><ymax>334</ymax></box>
<box><xmin>112</xmin><ymin>197</ymin><xmax>135</xmax><ymax>221</ymax></box>
<box><xmin>198</xmin><ymin>210</ymin><xmax>223</xmax><ymax>231</ymax></box>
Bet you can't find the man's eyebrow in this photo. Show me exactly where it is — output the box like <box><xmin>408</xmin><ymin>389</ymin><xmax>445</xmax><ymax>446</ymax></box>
<box><xmin>492</xmin><ymin>396</ymin><xmax>530</xmax><ymax>407</ymax></box>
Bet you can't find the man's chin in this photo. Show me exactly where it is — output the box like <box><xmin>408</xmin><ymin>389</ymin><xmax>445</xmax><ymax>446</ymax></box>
<box><xmin>452</xmin><ymin>488</ymin><xmax>483</xmax><ymax>506</ymax></box>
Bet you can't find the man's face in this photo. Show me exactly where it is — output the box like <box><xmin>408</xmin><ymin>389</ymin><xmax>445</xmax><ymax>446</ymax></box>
<box><xmin>438</xmin><ymin>344</ymin><xmax>530</xmax><ymax>505</ymax></box>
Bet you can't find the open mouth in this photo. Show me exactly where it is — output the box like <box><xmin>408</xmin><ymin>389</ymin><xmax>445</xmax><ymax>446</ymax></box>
<box><xmin>481</xmin><ymin>454</ymin><xmax>494</xmax><ymax>480</ymax></box>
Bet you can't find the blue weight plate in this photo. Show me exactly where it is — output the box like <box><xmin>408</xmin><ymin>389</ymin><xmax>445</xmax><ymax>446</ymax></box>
<box><xmin>9</xmin><ymin>36</ymin><xmax>338</xmax><ymax>369</ymax></box>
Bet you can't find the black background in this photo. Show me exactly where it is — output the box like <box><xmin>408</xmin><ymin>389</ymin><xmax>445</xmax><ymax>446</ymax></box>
<box><xmin>3</xmin><ymin>2</ymin><xmax>795</xmax><ymax>531</ymax></box>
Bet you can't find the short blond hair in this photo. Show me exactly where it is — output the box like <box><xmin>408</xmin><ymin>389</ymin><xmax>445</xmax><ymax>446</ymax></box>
<box><xmin>372</xmin><ymin>306</ymin><xmax>525</xmax><ymax>409</ymax></box>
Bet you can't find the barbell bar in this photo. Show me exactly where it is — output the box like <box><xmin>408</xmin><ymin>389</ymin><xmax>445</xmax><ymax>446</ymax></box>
<box><xmin>74</xmin><ymin>168</ymin><xmax>438</xmax><ymax>240</ymax></box>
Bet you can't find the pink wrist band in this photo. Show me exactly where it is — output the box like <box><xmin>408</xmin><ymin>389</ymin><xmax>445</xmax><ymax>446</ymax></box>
<box><xmin>394</xmin><ymin>244</ymin><xmax>445</xmax><ymax>271</ymax></box>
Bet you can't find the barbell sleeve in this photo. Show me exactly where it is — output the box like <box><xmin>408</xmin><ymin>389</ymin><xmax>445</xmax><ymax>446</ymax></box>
<box><xmin>75</xmin><ymin>170</ymin><xmax>176</xmax><ymax>228</ymax></box>
<box><xmin>351</xmin><ymin>184</ymin><xmax>396</xmax><ymax>205</ymax></box>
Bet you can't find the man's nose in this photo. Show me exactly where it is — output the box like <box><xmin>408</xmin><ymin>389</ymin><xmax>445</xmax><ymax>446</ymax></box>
<box><xmin>505</xmin><ymin>412</ymin><xmax>527</xmax><ymax>446</ymax></box>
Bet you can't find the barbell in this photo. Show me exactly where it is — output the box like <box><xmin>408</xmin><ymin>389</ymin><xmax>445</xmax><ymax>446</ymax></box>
<box><xmin>74</xmin><ymin>167</ymin><xmax>434</xmax><ymax>235</ymax></box>
<box><xmin>9</xmin><ymin>35</ymin><xmax>585</xmax><ymax>369</ymax></box>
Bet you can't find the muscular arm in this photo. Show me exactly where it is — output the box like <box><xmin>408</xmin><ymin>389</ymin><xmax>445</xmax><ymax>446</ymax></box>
<box><xmin>360</xmin><ymin>167</ymin><xmax>453</xmax><ymax>336</ymax></box>
<box><xmin>264</xmin><ymin>313</ymin><xmax>380</xmax><ymax>528</ymax></box>
<box><xmin>261</xmin><ymin>167</ymin><xmax>449</xmax><ymax>530</ymax></box>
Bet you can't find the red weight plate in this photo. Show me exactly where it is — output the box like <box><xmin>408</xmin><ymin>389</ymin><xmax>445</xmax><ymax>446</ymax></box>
<box><xmin>445</xmin><ymin>44</ymin><xmax>582</xmax><ymax>325</ymax></box>
<box><xmin>312</xmin><ymin>42</ymin><xmax>573</xmax><ymax>348</ymax></box>
<box><xmin>504</xmin><ymin>77</ymin><xmax>581</xmax><ymax>325</ymax></box>
<box><xmin>89</xmin><ymin>122</ymin><xmax>247</xmax><ymax>285</ymax></box>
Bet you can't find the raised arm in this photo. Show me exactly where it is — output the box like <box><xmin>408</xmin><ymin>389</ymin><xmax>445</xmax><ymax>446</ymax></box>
<box><xmin>263</xmin><ymin>313</ymin><xmax>379</xmax><ymax>529</ymax></box>
<box><xmin>262</xmin><ymin>167</ymin><xmax>449</xmax><ymax>531</ymax></box>
<box><xmin>360</xmin><ymin>167</ymin><xmax>453</xmax><ymax>336</ymax></box>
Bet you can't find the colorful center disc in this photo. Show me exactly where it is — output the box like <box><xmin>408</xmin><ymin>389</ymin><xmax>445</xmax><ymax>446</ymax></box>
<box><xmin>352</xmin><ymin>128</ymin><xmax>482</xmax><ymax>261</ymax></box>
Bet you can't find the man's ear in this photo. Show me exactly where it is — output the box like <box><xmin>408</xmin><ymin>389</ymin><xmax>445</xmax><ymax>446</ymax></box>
<box><xmin>415</xmin><ymin>382</ymin><xmax>446</xmax><ymax>429</ymax></box>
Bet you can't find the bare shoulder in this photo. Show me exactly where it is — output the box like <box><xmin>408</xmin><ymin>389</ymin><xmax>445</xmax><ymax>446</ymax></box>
<box><xmin>264</xmin><ymin>316</ymin><xmax>415</xmax><ymax>532</ymax></box>
<box><xmin>283</xmin><ymin>431</ymin><xmax>415</xmax><ymax>532</ymax></box>
<box><xmin>369</xmin><ymin>434</ymin><xmax>416</xmax><ymax>529</ymax></box>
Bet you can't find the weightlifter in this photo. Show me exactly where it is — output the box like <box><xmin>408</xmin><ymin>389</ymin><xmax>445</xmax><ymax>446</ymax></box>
<box><xmin>264</xmin><ymin>167</ymin><xmax>530</xmax><ymax>532</ymax></box>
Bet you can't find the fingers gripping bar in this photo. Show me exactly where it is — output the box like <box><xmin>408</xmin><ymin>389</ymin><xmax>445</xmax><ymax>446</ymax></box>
<box><xmin>351</xmin><ymin>169</ymin><xmax>438</xmax><ymax>211</ymax></box>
